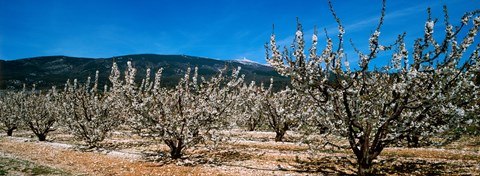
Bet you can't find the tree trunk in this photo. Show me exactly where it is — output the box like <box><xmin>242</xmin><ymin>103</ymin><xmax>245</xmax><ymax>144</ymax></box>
<box><xmin>274</xmin><ymin>130</ymin><xmax>285</xmax><ymax>142</ymax></box>
<box><xmin>355</xmin><ymin>145</ymin><xmax>383</xmax><ymax>176</ymax></box>
<box><xmin>357</xmin><ymin>155</ymin><xmax>374</xmax><ymax>176</ymax></box>
<box><xmin>357</xmin><ymin>162</ymin><xmax>373</xmax><ymax>176</ymax></box>
<box><xmin>407</xmin><ymin>134</ymin><xmax>420</xmax><ymax>147</ymax></box>
<box><xmin>170</xmin><ymin>146</ymin><xmax>183</xmax><ymax>159</ymax></box>
<box><xmin>6</xmin><ymin>128</ymin><xmax>15</xmax><ymax>136</ymax></box>
<box><xmin>36</xmin><ymin>134</ymin><xmax>47</xmax><ymax>141</ymax></box>
<box><xmin>275</xmin><ymin>126</ymin><xmax>289</xmax><ymax>142</ymax></box>
<box><xmin>247</xmin><ymin>124</ymin><xmax>256</xmax><ymax>131</ymax></box>
<box><xmin>275</xmin><ymin>124</ymin><xmax>289</xmax><ymax>142</ymax></box>
<box><xmin>166</xmin><ymin>139</ymin><xmax>184</xmax><ymax>159</ymax></box>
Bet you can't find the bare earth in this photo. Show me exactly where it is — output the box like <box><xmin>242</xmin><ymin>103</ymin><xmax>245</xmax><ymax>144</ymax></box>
<box><xmin>1</xmin><ymin>130</ymin><xmax>480</xmax><ymax>175</ymax></box>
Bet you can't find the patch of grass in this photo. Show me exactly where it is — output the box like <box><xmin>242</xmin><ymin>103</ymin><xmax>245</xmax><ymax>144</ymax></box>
<box><xmin>232</xmin><ymin>142</ymin><xmax>309</xmax><ymax>152</ymax></box>
<box><xmin>0</xmin><ymin>169</ymin><xmax>7</xmax><ymax>176</ymax></box>
<box><xmin>0</xmin><ymin>156</ymin><xmax>71</xmax><ymax>175</ymax></box>
<box><xmin>211</xmin><ymin>150</ymin><xmax>253</xmax><ymax>162</ymax></box>
<box><xmin>374</xmin><ymin>158</ymin><xmax>477</xmax><ymax>175</ymax></box>
<box><xmin>381</xmin><ymin>148</ymin><xmax>480</xmax><ymax>161</ymax></box>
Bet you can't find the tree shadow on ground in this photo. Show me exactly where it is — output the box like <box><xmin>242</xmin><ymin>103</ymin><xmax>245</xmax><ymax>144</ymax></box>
<box><xmin>221</xmin><ymin>157</ymin><xmax>356</xmax><ymax>175</ymax></box>
<box><xmin>373</xmin><ymin>157</ymin><xmax>476</xmax><ymax>175</ymax></box>
<box><xmin>290</xmin><ymin>155</ymin><xmax>357</xmax><ymax>175</ymax></box>
<box><xmin>141</xmin><ymin>150</ymin><xmax>255</xmax><ymax>166</ymax></box>
<box><xmin>142</xmin><ymin>149</ymin><xmax>355</xmax><ymax>174</ymax></box>
<box><xmin>290</xmin><ymin>155</ymin><xmax>477</xmax><ymax>175</ymax></box>
<box><xmin>140</xmin><ymin>148</ymin><xmax>477</xmax><ymax>175</ymax></box>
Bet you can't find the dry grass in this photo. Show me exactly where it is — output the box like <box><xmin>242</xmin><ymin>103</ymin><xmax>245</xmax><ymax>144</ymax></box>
<box><xmin>2</xmin><ymin>129</ymin><xmax>480</xmax><ymax>175</ymax></box>
<box><xmin>0</xmin><ymin>138</ymin><xmax>215</xmax><ymax>176</ymax></box>
<box><xmin>228</xmin><ymin>141</ymin><xmax>309</xmax><ymax>152</ymax></box>
<box><xmin>382</xmin><ymin>147</ymin><xmax>480</xmax><ymax>161</ymax></box>
<box><xmin>445</xmin><ymin>136</ymin><xmax>480</xmax><ymax>152</ymax></box>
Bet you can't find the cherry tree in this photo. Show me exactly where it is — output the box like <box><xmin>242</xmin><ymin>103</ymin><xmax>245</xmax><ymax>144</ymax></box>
<box><xmin>0</xmin><ymin>89</ymin><xmax>25</xmax><ymax>136</ymax></box>
<box><xmin>266</xmin><ymin>0</ymin><xmax>479</xmax><ymax>175</ymax></box>
<box><xmin>234</xmin><ymin>81</ymin><xmax>267</xmax><ymax>131</ymax></box>
<box><xmin>262</xmin><ymin>85</ymin><xmax>307</xmax><ymax>142</ymax></box>
<box><xmin>127</xmin><ymin>64</ymin><xmax>244</xmax><ymax>159</ymax></box>
<box><xmin>61</xmin><ymin>69</ymin><xmax>123</xmax><ymax>148</ymax></box>
<box><xmin>236</xmin><ymin>79</ymin><xmax>312</xmax><ymax>141</ymax></box>
<box><xmin>22</xmin><ymin>85</ymin><xmax>60</xmax><ymax>141</ymax></box>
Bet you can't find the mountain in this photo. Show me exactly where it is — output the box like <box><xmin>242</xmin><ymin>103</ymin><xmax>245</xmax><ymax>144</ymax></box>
<box><xmin>233</xmin><ymin>57</ymin><xmax>267</xmax><ymax>67</ymax></box>
<box><xmin>0</xmin><ymin>54</ymin><xmax>289</xmax><ymax>90</ymax></box>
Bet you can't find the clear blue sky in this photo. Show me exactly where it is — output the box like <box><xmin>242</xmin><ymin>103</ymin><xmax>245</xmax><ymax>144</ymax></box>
<box><xmin>0</xmin><ymin>0</ymin><xmax>478</xmax><ymax>64</ymax></box>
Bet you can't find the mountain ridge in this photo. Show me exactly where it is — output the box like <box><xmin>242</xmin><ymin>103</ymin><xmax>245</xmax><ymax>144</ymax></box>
<box><xmin>0</xmin><ymin>54</ymin><xmax>288</xmax><ymax>90</ymax></box>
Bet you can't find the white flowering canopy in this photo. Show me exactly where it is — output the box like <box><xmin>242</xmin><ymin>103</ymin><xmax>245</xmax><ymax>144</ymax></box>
<box><xmin>266</xmin><ymin>1</ymin><xmax>479</xmax><ymax>174</ymax></box>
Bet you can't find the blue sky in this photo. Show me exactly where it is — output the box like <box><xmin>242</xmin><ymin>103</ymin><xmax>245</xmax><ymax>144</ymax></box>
<box><xmin>0</xmin><ymin>0</ymin><xmax>478</xmax><ymax>65</ymax></box>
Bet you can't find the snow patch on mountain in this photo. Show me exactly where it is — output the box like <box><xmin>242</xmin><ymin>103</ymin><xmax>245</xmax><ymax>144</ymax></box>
<box><xmin>234</xmin><ymin>57</ymin><xmax>269</xmax><ymax>67</ymax></box>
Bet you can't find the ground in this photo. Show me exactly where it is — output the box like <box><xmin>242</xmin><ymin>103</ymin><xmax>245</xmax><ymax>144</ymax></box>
<box><xmin>1</xmin><ymin>129</ymin><xmax>480</xmax><ymax>175</ymax></box>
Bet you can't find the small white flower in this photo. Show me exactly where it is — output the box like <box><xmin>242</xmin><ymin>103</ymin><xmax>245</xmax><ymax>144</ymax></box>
<box><xmin>296</xmin><ymin>30</ymin><xmax>303</xmax><ymax>38</ymax></box>
<box><xmin>462</xmin><ymin>15</ymin><xmax>471</xmax><ymax>25</ymax></box>
<box><xmin>474</xmin><ymin>16</ymin><xmax>480</xmax><ymax>26</ymax></box>
<box><xmin>425</xmin><ymin>21</ymin><xmax>434</xmax><ymax>36</ymax></box>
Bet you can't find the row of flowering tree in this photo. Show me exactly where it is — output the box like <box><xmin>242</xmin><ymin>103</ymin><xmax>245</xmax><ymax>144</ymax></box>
<box><xmin>0</xmin><ymin>89</ymin><xmax>25</xmax><ymax>136</ymax></box>
<box><xmin>122</xmin><ymin>61</ymin><xmax>245</xmax><ymax>159</ymax></box>
<box><xmin>234</xmin><ymin>80</ymin><xmax>308</xmax><ymax>142</ymax></box>
<box><xmin>0</xmin><ymin>60</ymin><xmax>246</xmax><ymax>159</ymax></box>
<box><xmin>0</xmin><ymin>2</ymin><xmax>478</xmax><ymax>173</ymax></box>
<box><xmin>265</xmin><ymin>0</ymin><xmax>479</xmax><ymax>175</ymax></box>
<box><xmin>0</xmin><ymin>74</ymin><xmax>122</xmax><ymax>145</ymax></box>
<box><xmin>0</xmin><ymin>85</ymin><xmax>61</xmax><ymax>141</ymax></box>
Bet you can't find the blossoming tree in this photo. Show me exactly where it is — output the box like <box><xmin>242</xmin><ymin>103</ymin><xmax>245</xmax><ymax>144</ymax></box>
<box><xmin>234</xmin><ymin>81</ymin><xmax>267</xmax><ymax>131</ymax></box>
<box><xmin>0</xmin><ymin>89</ymin><xmax>25</xmax><ymax>136</ymax></box>
<box><xmin>61</xmin><ymin>69</ymin><xmax>123</xmax><ymax>148</ymax></box>
<box><xmin>266</xmin><ymin>0</ymin><xmax>480</xmax><ymax>175</ymax></box>
<box><xmin>22</xmin><ymin>85</ymin><xmax>60</xmax><ymax>141</ymax></box>
<box><xmin>127</xmin><ymin>63</ymin><xmax>244</xmax><ymax>159</ymax></box>
<box><xmin>262</xmin><ymin>85</ymin><xmax>307</xmax><ymax>142</ymax></box>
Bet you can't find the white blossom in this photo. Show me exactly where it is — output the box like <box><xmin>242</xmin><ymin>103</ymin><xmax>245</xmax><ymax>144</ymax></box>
<box><xmin>265</xmin><ymin>5</ymin><xmax>479</xmax><ymax>175</ymax></box>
